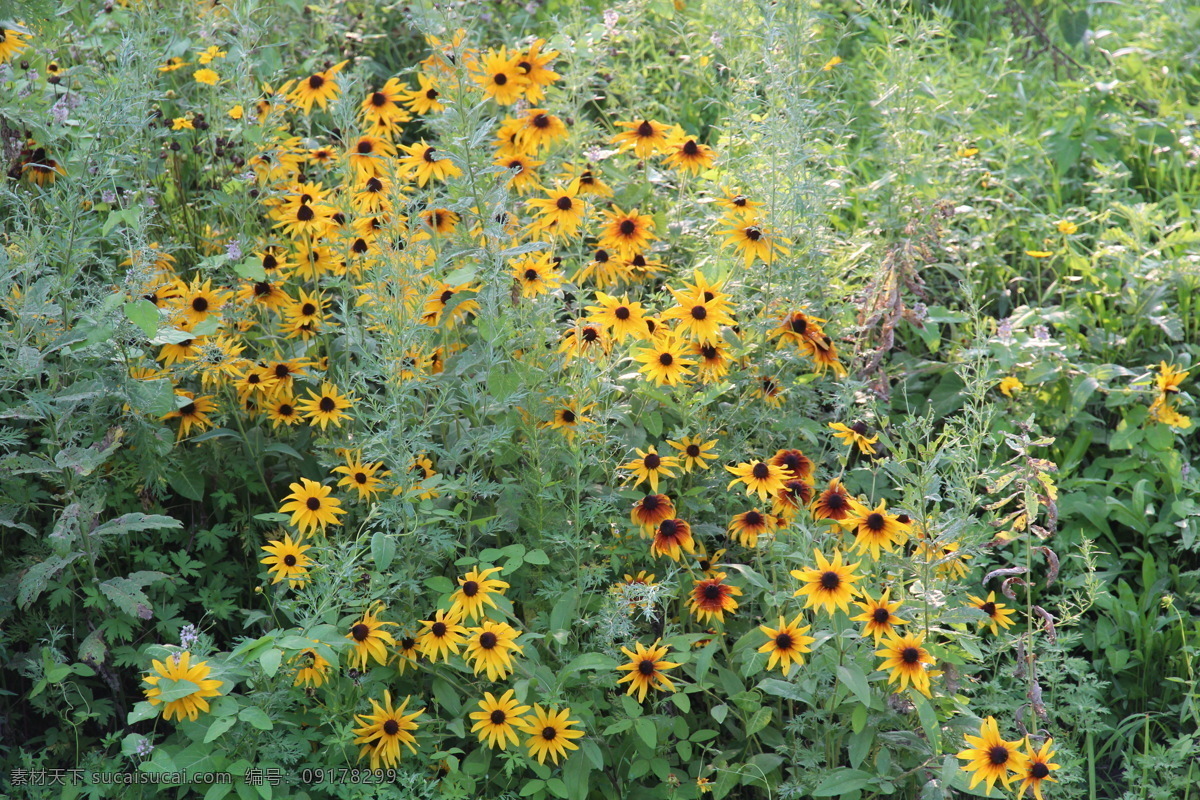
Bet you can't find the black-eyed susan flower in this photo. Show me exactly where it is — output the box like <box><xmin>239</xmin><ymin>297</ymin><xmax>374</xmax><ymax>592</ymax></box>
<box><xmin>650</xmin><ymin>518</ymin><xmax>694</xmax><ymax>561</ymax></box>
<box><xmin>260</xmin><ymin>533</ymin><xmax>313</xmax><ymax>588</ymax></box>
<box><xmin>599</xmin><ymin>206</ymin><xmax>656</xmax><ymax>258</ymax></box>
<box><xmin>631</xmin><ymin>494</ymin><xmax>675</xmax><ymax>533</ymax></box>
<box><xmin>667</xmin><ymin>435</ymin><xmax>718</xmax><ymax>472</ymax></box>
<box><xmin>401</xmin><ymin>73</ymin><xmax>444</xmax><ymax>114</ymax></box>
<box><xmin>829</xmin><ymin>421</ymin><xmax>879</xmax><ymax>454</ymax></box>
<box><xmin>360</xmin><ymin>77</ymin><xmax>411</xmax><ymax>130</ymax></box>
<box><xmin>771</xmin><ymin>310</ymin><xmax>829</xmax><ymax>354</ymax></box>
<box><xmin>449</xmin><ymin>566</ymin><xmax>510</xmax><ymax>622</ymax></box>
<box><xmin>347</xmin><ymin>134</ymin><xmax>396</xmax><ymax>180</ymax></box>
<box><xmin>810</xmin><ymin>478</ymin><xmax>854</xmax><ymax>522</ymax></box>
<box><xmin>661</xmin><ymin>294</ymin><xmax>735</xmax><ymax>346</ymax></box>
<box><xmin>563</xmin><ymin>162</ymin><xmax>613</xmax><ymax>197</ymax></box>
<box><xmin>754</xmin><ymin>376</ymin><xmax>786</xmax><ymax>407</ymax></box>
<box><xmin>586</xmin><ymin>292</ymin><xmax>647</xmax><ymax>341</ymax></box>
<box><xmin>332</xmin><ymin>451</ymin><xmax>389</xmax><ymax>502</ymax></box>
<box><xmin>688</xmin><ymin>572</ymin><xmax>742</xmax><ymax>624</ymax></box>
<box><xmin>662</xmin><ymin>131</ymin><xmax>716</xmax><ymax>174</ymax></box>
<box><xmin>719</xmin><ymin>187</ymin><xmax>762</xmax><ymax>217</ymax></box>
<box><xmin>267</xmin><ymin>395</ymin><xmax>302</xmax><ymax>428</ymax></box>
<box><xmin>1016</xmin><ymin>739</ymin><xmax>1060</xmax><ymax>800</ymax></box>
<box><xmin>757</xmin><ymin>613</ymin><xmax>815</xmax><ymax>674</ymax></box>
<box><xmin>632</xmin><ymin>335</ymin><xmax>695</xmax><ymax>386</ymax></box>
<box><xmin>527</xmin><ymin>183</ymin><xmax>585</xmax><ymax>237</ymax></box>
<box><xmin>143</xmin><ymin>652</ymin><xmax>223</xmax><ymax>722</ymax></box>
<box><xmin>792</xmin><ymin>549</ymin><xmax>862</xmax><ymax>615</ymax></box>
<box><xmin>161</xmin><ymin>390</ymin><xmax>217</xmax><ymax>440</ymax></box>
<box><xmin>842</xmin><ymin>499</ymin><xmax>911</xmax><ymax>560</ymax></box>
<box><xmin>471</xmin><ymin>46</ymin><xmax>529</xmax><ymax>104</ymax></box>
<box><xmin>422</xmin><ymin>282</ymin><xmax>480</xmax><ymax>328</ymax></box>
<box><xmin>719</xmin><ymin>216</ymin><xmax>789</xmax><ymax>266</ymax></box>
<box><xmin>351</xmin><ymin>690</ymin><xmax>423</xmax><ymax>769</ymax></box>
<box><xmin>515</xmin><ymin>108</ymin><xmax>569</xmax><ymax>153</ymax></box>
<box><xmin>543</xmin><ymin>400</ymin><xmax>594</xmax><ymax>443</ymax></box>
<box><xmin>772</xmin><ymin>479</ymin><xmax>814</xmax><ymax>522</ymax></box>
<box><xmin>619</xmin><ymin>446</ymin><xmax>679</xmax><ymax>493</ymax></box>
<box><xmin>725</xmin><ymin>460</ymin><xmax>794</xmax><ymax>501</ymax></box>
<box><xmin>175</xmin><ymin>277</ymin><xmax>227</xmax><ymax>327</ymax></box>
<box><xmin>850</xmin><ymin>589</ymin><xmax>907</xmax><ymax>643</ymax></box>
<box><xmin>770</xmin><ymin>449</ymin><xmax>814</xmax><ymax>482</ymax></box>
<box><xmin>17</xmin><ymin>146</ymin><xmax>66</xmax><ymax>186</ymax></box>
<box><xmin>875</xmin><ymin>632</ymin><xmax>935</xmax><ymax>698</ymax></box>
<box><xmin>463</xmin><ymin>620</ymin><xmax>524</xmax><ymax>681</ymax></box>
<box><xmin>346</xmin><ymin>603</ymin><xmax>397</xmax><ymax>670</ymax></box>
<box><xmin>616</xmin><ymin>640</ymin><xmax>680</xmax><ymax>701</ymax></box>
<box><xmin>511</xmin><ymin>251</ymin><xmax>562</xmax><ymax>297</ymax></box>
<box><xmin>728</xmin><ymin>509</ymin><xmax>779</xmax><ymax>548</ymax></box>
<box><xmin>513</xmin><ymin>38</ymin><xmax>559</xmax><ymax>102</ymax></box>
<box><xmin>691</xmin><ymin>340</ymin><xmax>732</xmax><ymax>382</ymax></box>
<box><xmin>395</xmin><ymin>635</ymin><xmax>421</xmax><ymax>675</ymax></box>
<box><xmin>520</xmin><ymin>705</ymin><xmax>584</xmax><ymax>765</ymax></box>
<box><xmin>157</xmin><ymin>54</ymin><xmax>189</xmax><ymax>72</ymax></box>
<box><xmin>574</xmin><ymin>247</ymin><xmax>630</xmax><ymax>288</ymax></box>
<box><xmin>955</xmin><ymin>717</ymin><xmax>1030</xmax><ymax>795</ymax></box>
<box><xmin>692</xmin><ymin>542</ymin><xmax>727</xmax><ymax>577</ymax></box>
<box><xmin>279</xmin><ymin>478</ymin><xmax>346</xmax><ymax>535</ymax></box>
<box><xmin>399</xmin><ymin>141</ymin><xmax>462</xmax><ymax>187</ymax></box>
<box><xmin>558</xmin><ymin>319</ymin><xmax>611</xmax><ymax>363</ymax></box>
<box><xmin>296</xmin><ymin>382</ymin><xmax>354</xmax><ymax>430</ymax></box>
<box><xmin>968</xmin><ymin>591</ymin><xmax>1017</xmax><ymax>635</ymax></box>
<box><xmin>289</xmin><ymin>60</ymin><xmax>348</xmax><ymax>114</ymax></box>
<box><xmin>292</xmin><ymin>648</ymin><xmax>331</xmax><ymax>688</ymax></box>
<box><xmin>913</xmin><ymin>537</ymin><xmax>971</xmax><ymax>580</ymax></box>
<box><xmin>495</xmin><ymin>151</ymin><xmax>544</xmax><ymax>194</ymax></box>
<box><xmin>416</xmin><ymin>608</ymin><xmax>467</xmax><ymax>663</ymax></box>
<box><xmin>611</xmin><ymin>118</ymin><xmax>672</xmax><ymax>157</ymax></box>
<box><xmin>470</xmin><ymin>689</ymin><xmax>531</xmax><ymax>750</ymax></box>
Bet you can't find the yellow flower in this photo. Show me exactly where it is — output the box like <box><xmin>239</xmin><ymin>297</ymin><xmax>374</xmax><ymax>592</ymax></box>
<box><xmin>351</xmin><ymin>690</ymin><xmax>423</xmax><ymax>769</ymax></box>
<box><xmin>1025</xmin><ymin>250</ymin><xmax>1053</xmax><ymax>258</ymax></box>
<box><xmin>757</xmin><ymin>613</ymin><xmax>814</xmax><ymax>673</ymax></box>
<box><xmin>956</xmin><ymin>717</ymin><xmax>1030</xmax><ymax>794</ymax></box>
<box><xmin>197</xmin><ymin>45</ymin><xmax>227</xmax><ymax>64</ymax></box>
<box><xmin>998</xmin><ymin>376</ymin><xmax>1024</xmax><ymax>397</ymax></box>
<box><xmin>278</xmin><ymin>478</ymin><xmax>346</xmax><ymax>535</ymax></box>
<box><xmin>228</xmin><ymin>104</ymin><xmax>244</xmax><ymax>120</ymax></box>
<box><xmin>142</xmin><ymin>652</ymin><xmax>223</xmax><ymax>722</ymax></box>
<box><xmin>822</xmin><ymin>55</ymin><xmax>843</xmax><ymax>70</ymax></box>
<box><xmin>616</xmin><ymin>640</ymin><xmax>681</xmax><ymax>701</ymax></box>
<box><xmin>171</xmin><ymin>117</ymin><xmax>194</xmax><ymax>130</ymax></box>
<box><xmin>259</xmin><ymin>533</ymin><xmax>313</xmax><ymax>588</ymax></box>
<box><xmin>828</xmin><ymin>421</ymin><xmax>879</xmax><ymax>454</ymax></box>
<box><xmin>1056</xmin><ymin>220</ymin><xmax>1077</xmax><ymax>234</ymax></box>
<box><xmin>193</xmin><ymin>68</ymin><xmax>220</xmax><ymax>85</ymax></box>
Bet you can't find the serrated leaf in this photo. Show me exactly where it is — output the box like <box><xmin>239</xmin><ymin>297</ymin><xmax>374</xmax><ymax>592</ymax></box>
<box><xmin>124</xmin><ymin>300</ymin><xmax>159</xmax><ymax>338</ymax></box>
<box><xmin>18</xmin><ymin>552</ymin><xmax>85</xmax><ymax>608</ymax></box>
<box><xmin>812</xmin><ymin>768</ymin><xmax>873</xmax><ymax>796</ymax></box>
<box><xmin>92</xmin><ymin>513</ymin><xmax>182</xmax><ymax>537</ymax></box>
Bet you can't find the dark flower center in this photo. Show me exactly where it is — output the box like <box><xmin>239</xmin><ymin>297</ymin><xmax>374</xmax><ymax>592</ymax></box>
<box><xmin>752</xmin><ymin>463</ymin><xmax>770</xmax><ymax>479</ymax></box>
<box><xmin>744</xmin><ymin>511</ymin><xmax>764</xmax><ymax>526</ymax></box>
<box><xmin>532</xmin><ymin>113</ymin><xmax>550</xmax><ymax>128</ymax></box>
<box><xmin>517</xmin><ymin>61</ymin><xmax>532</xmax><ymax>72</ymax></box>
<box><xmin>582</xmin><ymin>327</ymin><xmax>599</xmax><ymax>342</ymax></box>
<box><xmin>490</xmin><ymin>709</ymin><xmax>507</xmax><ymax>725</ymax></box>
<box><xmin>901</xmin><ymin>646</ymin><xmax>921</xmax><ymax>664</ymax></box>
<box><xmin>561</xmin><ymin>409</ymin><xmax>576</xmax><ymax>423</ymax></box>
<box><xmin>302</xmin><ymin>303</ymin><xmax>317</xmax><ymax>316</ymax></box>
<box><xmin>178</xmin><ymin>339</ymin><xmax>193</xmax><ymax>348</ymax></box>
<box><xmin>319</xmin><ymin>396</ymin><xmax>336</xmax><ymax>412</ymax></box>
<box><xmin>440</xmin><ymin>289</ymin><xmax>454</xmax><ymax>304</ymax></box>
<box><xmin>524</xmin><ymin>268</ymin><xmax>540</xmax><ymax>281</ymax></box>
<box><xmin>426</xmin><ymin>88</ymin><xmax>439</xmax><ymax>100</ymax></box>
<box><xmin>790</xmin><ymin>315</ymin><xmax>807</xmax><ymax>333</ymax></box>
<box><xmin>423</xmin><ymin>147</ymin><xmax>438</xmax><ymax>163</ymax></box>
<box><xmin>873</xmin><ymin>607</ymin><xmax>890</xmax><ymax>623</ymax></box>
<box><xmin>702</xmin><ymin>583</ymin><xmax>722</xmax><ymax>600</ymax></box>
<box><xmin>658</xmin><ymin>352</ymin><xmax>674</xmax><ymax>366</ymax></box>
<box><xmin>542</xmin><ymin>726</ymin><xmax>557</xmax><ymax>740</ymax></box>
<box><xmin>619</xmin><ymin>219</ymin><xmax>636</xmax><ymax>235</ymax></box>
<box><xmin>462</xmin><ymin>580</ymin><xmax>480</xmax><ymax>597</ymax></box>
<box><xmin>733</xmin><ymin>195</ymin><xmax>747</xmax><ymax>206</ymax></box>
<box><xmin>370</xmin><ymin>91</ymin><xmax>387</xmax><ymax>106</ymax></box>
<box><xmin>283</xmin><ymin>554</ymin><xmax>297</xmax><ymax>567</ymax></box>
<box><xmin>866</xmin><ymin>512</ymin><xmax>886</xmax><ymax>531</ymax></box>
<box><xmin>357</xmin><ymin>140</ymin><xmax>373</xmax><ymax>154</ymax></box>
<box><xmin>383</xmin><ymin>719</ymin><xmax>400</xmax><ymax>735</ymax></box>
<box><xmin>636</xmin><ymin>120</ymin><xmax>654</xmax><ymax>137</ymax></box>
<box><xmin>686</xmin><ymin>444</ymin><xmax>700</xmax><ymax>457</ymax></box>
<box><xmin>555</xmin><ymin>196</ymin><xmax>573</xmax><ymax>211</ymax></box>
<box><xmin>351</xmin><ymin>623</ymin><xmax>370</xmax><ymax>641</ymax></box>
<box><xmin>306</xmin><ymin>497</ymin><xmax>321</xmax><ymax>510</ymax></box>
<box><xmin>851</xmin><ymin>421</ymin><xmax>869</xmax><ymax>435</ymax></box>
<box><xmin>988</xmin><ymin>746</ymin><xmax>1010</xmax><ymax>766</ymax></box>
<box><xmin>296</xmin><ymin>205</ymin><xmax>315</xmax><ymax>221</ymax></box>
<box><xmin>1030</xmin><ymin>762</ymin><xmax>1050</xmax><ymax>778</ymax></box>
<box><xmin>431</xmin><ymin>622</ymin><xmax>447</xmax><ymax>637</ymax></box>
<box><xmin>637</xmin><ymin>659</ymin><xmax>656</xmax><ymax>675</ymax></box>
<box><xmin>274</xmin><ymin>364</ymin><xmax>291</xmax><ymax>379</ymax></box>
<box><xmin>366</xmin><ymin>177</ymin><xmax>383</xmax><ymax>192</ymax></box>
<box><xmin>181</xmin><ymin>402</ymin><xmax>196</xmax><ymax>415</ymax></box>
<box><xmin>254</xmin><ymin>282</ymin><xmax>271</xmax><ymax>296</ymax></box>
<box><xmin>659</xmin><ymin>519</ymin><xmax>679</xmax><ymax>538</ymax></box>
<box><xmin>594</xmin><ymin>249</ymin><xmax>610</xmax><ymax>262</ymax></box>
<box><xmin>682</xmin><ymin>140</ymin><xmax>699</xmax><ymax>154</ymax></box>
<box><xmin>191</xmin><ymin>297</ymin><xmax>209</xmax><ymax>312</ymax></box>
<box><xmin>354</xmin><ymin>472</ymin><xmax>367</xmax><ymax>484</ymax></box>
<box><xmin>825</xmin><ymin>492</ymin><xmax>848</xmax><ymax>510</ymax></box>
<box><xmin>643</xmin><ymin>453</ymin><xmax>661</xmax><ymax>469</ymax></box>
<box><xmin>308</xmin><ymin>74</ymin><xmax>324</xmax><ymax>89</ymax></box>
<box><xmin>775</xmin><ymin>632</ymin><xmax>793</xmax><ymax>649</ymax></box>
<box><xmin>691</xmin><ymin>305</ymin><xmax>707</xmax><ymax>320</ymax></box>
<box><xmin>479</xmin><ymin>631</ymin><xmax>498</xmax><ymax>649</ymax></box>
<box><xmin>981</xmin><ymin>602</ymin><xmax>997</xmax><ymax>616</ymax></box>
<box><xmin>612</xmin><ymin>306</ymin><xmax>632</xmax><ymax>321</ymax></box>
<box><xmin>278</xmin><ymin>403</ymin><xmax>294</xmax><ymax>416</ymax></box>
<box><xmin>700</xmin><ymin>344</ymin><xmax>718</xmax><ymax>359</ymax></box>
<box><xmin>247</xmin><ymin>374</ymin><xmax>262</xmax><ymax>384</ymax></box>
<box><xmin>401</xmin><ymin>637</ymin><xmax>416</xmax><ymax>650</ymax></box>
<box><xmin>493</xmin><ymin>73</ymin><xmax>508</xmax><ymax>85</ymax></box>
<box><xmin>820</xmin><ymin>571</ymin><xmax>841</xmax><ymax>590</ymax></box>
<box><xmin>631</xmin><ymin>254</ymin><xmax>647</xmax><ymax>267</ymax></box>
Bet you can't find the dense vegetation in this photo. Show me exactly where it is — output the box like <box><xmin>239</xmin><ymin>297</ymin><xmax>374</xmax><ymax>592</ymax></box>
<box><xmin>1</xmin><ymin>0</ymin><xmax>1196</xmax><ymax>798</ymax></box>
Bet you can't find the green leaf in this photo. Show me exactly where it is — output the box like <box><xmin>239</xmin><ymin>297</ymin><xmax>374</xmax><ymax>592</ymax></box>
<box><xmin>669</xmin><ymin>692</ymin><xmax>691</xmax><ymax>713</ymax></box>
<box><xmin>836</xmin><ymin>663</ymin><xmax>872</xmax><ymax>707</ymax></box>
<box><xmin>124</xmin><ymin>300</ymin><xmax>159</xmax><ymax>338</ymax></box>
<box><xmin>155</xmin><ymin>677</ymin><xmax>202</xmax><ymax>702</ymax></box>
<box><xmin>239</xmin><ymin>706</ymin><xmax>273</xmax><ymax>730</ymax></box>
<box><xmin>745</xmin><ymin>707</ymin><xmax>772</xmax><ymax>736</ymax></box>
<box><xmin>99</xmin><ymin>575</ymin><xmax>157</xmax><ymax>619</ymax></box>
<box><xmin>169</xmin><ymin>469</ymin><xmax>206</xmax><ymax>501</ymax></box>
<box><xmin>634</xmin><ymin>717</ymin><xmax>657</xmax><ymax>749</ymax></box>
<box><xmin>259</xmin><ymin>648</ymin><xmax>282</xmax><ymax>678</ymax></box>
<box><xmin>371</xmin><ymin>531</ymin><xmax>396</xmax><ymax>570</ymax></box>
<box><xmin>524</xmin><ymin>548</ymin><xmax>550</xmax><ymax>565</ymax></box>
<box><xmin>128</xmin><ymin>701</ymin><xmax>159</xmax><ymax>724</ymax></box>
<box><xmin>1057</xmin><ymin>7</ymin><xmax>1089</xmax><ymax>46</ymax></box>
<box><xmin>811</xmin><ymin>768</ymin><xmax>874</xmax><ymax>796</ymax></box>
<box><xmin>204</xmin><ymin>715</ymin><xmax>237</xmax><ymax>743</ymax></box>
<box><xmin>18</xmin><ymin>552</ymin><xmax>85</xmax><ymax>608</ymax></box>
<box><xmin>561</xmin><ymin>652</ymin><xmax>618</xmax><ymax>675</ymax></box>
<box><xmin>93</xmin><ymin>514</ymin><xmax>182</xmax><ymax>537</ymax></box>
<box><xmin>912</xmin><ymin>692</ymin><xmax>941</xmax><ymax>754</ymax></box>
<box><xmin>234</xmin><ymin>256</ymin><xmax>267</xmax><ymax>281</ymax></box>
